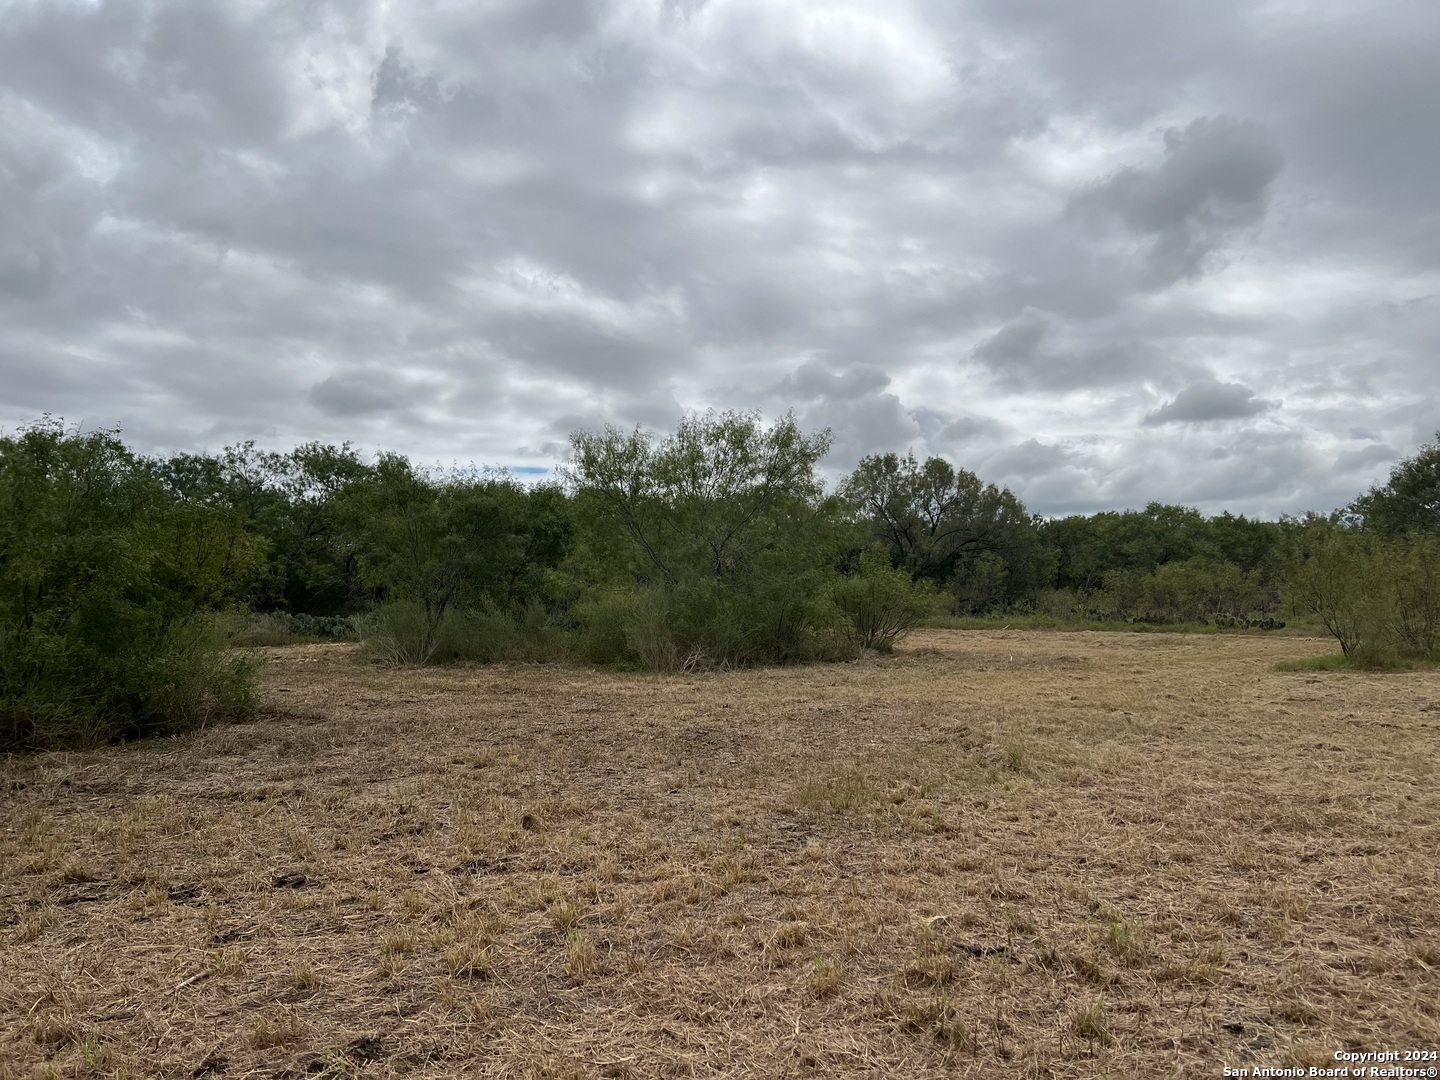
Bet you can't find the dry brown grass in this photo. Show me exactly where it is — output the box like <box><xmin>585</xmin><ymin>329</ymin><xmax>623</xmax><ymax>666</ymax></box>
<box><xmin>2</xmin><ymin>629</ymin><xmax>1438</xmax><ymax>1078</ymax></box>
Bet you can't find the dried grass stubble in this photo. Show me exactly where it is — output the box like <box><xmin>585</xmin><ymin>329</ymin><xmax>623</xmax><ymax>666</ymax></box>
<box><xmin>1</xmin><ymin>631</ymin><xmax>1436</xmax><ymax>1077</ymax></box>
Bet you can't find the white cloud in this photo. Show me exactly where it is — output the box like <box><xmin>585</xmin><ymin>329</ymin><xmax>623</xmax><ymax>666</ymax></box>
<box><xmin>1</xmin><ymin>0</ymin><xmax>1437</xmax><ymax>516</ymax></box>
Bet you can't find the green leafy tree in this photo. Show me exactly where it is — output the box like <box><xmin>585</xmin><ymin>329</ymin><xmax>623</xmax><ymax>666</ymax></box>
<box><xmin>258</xmin><ymin>442</ymin><xmax>374</xmax><ymax>614</ymax></box>
<box><xmin>1289</xmin><ymin>527</ymin><xmax>1392</xmax><ymax>660</ymax></box>
<box><xmin>569</xmin><ymin>411</ymin><xmax>877</xmax><ymax>667</ymax></box>
<box><xmin>842</xmin><ymin>452</ymin><xmax>1042</xmax><ymax>611</ymax></box>
<box><xmin>1351</xmin><ymin>432</ymin><xmax>1440</xmax><ymax>536</ymax></box>
<box><xmin>335</xmin><ymin>457</ymin><xmax>573</xmax><ymax>664</ymax></box>
<box><xmin>159</xmin><ymin>441</ymin><xmax>372</xmax><ymax>615</ymax></box>
<box><xmin>1201</xmin><ymin>511</ymin><xmax>1281</xmax><ymax>571</ymax></box>
<box><xmin>1</xmin><ymin>420</ymin><xmax>259</xmax><ymax>749</ymax></box>
<box><xmin>154</xmin><ymin>445</ymin><xmax>273</xmax><ymax>608</ymax></box>
<box><xmin>1044</xmin><ymin>504</ymin><xmax>1207</xmax><ymax>592</ymax></box>
<box><xmin>571</xmin><ymin>410</ymin><xmax>832</xmax><ymax>586</ymax></box>
<box><xmin>1037</xmin><ymin>504</ymin><xmax>1283</xmax><ymax>622</ymax></box>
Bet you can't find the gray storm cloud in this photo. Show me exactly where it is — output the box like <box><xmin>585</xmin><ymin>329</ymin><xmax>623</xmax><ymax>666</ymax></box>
<box><xmin>0</xmin><ymin>0</ymin><xmax>1436</xmax><ymax>517</ymax></box>
<box><xmin>1143</xmin><ymin>379</ymin><xmax>1276</xmax><ymax>426</ymax></box>
<box><xmin>969</xmin><ymin>311</ymin><xmax>1160</xmax><ymax>391</ymax></box>
<box><xmin>1074</xmin><ymin>117</ymin><xmax>1285</xmax><ymax>285</ymax></box>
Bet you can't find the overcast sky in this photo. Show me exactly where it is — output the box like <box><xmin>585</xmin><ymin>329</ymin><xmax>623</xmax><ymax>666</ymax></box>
<box><xmin>2</xmin><ymin>0</ymin><xmax>1437</xmax><ymax>516</ymax></box>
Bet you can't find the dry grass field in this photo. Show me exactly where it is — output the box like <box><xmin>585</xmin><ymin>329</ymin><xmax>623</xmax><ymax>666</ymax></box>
<box><xmin>3</xmin><ymin>629</ymin><xmax>1438</xmax><ymax>1079</ymax></box>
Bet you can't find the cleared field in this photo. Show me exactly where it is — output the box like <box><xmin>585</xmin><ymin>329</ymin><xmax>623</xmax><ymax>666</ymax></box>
<box><xmin>3</xmin><ymin>630</ymin><xmax>1438</xmax><ymax>1078</ymax></box>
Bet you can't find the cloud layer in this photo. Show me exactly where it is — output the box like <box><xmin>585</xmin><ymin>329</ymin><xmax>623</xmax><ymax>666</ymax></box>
<box><xmin>1143</xmin><ymin>379</ymin><xmax>1275</xmax><ymax>426</ymax></box>
<box><xmin>1</xmin><ymin>0</ymin><xmax>1437</xmax><ymax>516</ymax></box>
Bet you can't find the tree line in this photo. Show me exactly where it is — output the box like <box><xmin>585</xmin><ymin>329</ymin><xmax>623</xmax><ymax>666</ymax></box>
<box><xmin>3</xmin><ymin>413</ymin><xmax>1437</xmax><ymax>749</ymax></box>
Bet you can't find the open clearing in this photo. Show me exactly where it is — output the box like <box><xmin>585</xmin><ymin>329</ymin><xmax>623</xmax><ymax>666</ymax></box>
<box><xmin>3</xmin><ymin>630</ymin><xmax>1439</xmax><ymax>1078</ymax></box>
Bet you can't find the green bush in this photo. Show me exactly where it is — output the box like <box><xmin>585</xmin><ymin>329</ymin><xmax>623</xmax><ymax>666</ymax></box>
<box><xmin>231</xmin><ymin>610</ymin><xmax>359</xmax><ymax>646</ymax></box>
<box><xmin>359</xmin><ymin>600</ymin><xmax>569</xmax><ymax>667</ymax></box>
<box><xmin>358</xmin><ymin>600</ymin><xmax>453</xmax><ymax>665</ymax></box>
<box><xmin>148</xmin><ymin>612</ymin><xmax>265</xmax><ymax>729</ymax></box>
<box><xmin>832</xmin><ymin>549</ymin><xmax>936</xmax><ymax>652</ymax></box>
<box><xmin>623</xmin><ymin>587</ymin><xmax>685</xmax><ymax>671</ymax></box>
<box><xmin>1288</xmin><ymin>528</ymin><xmax>1440</xmax><ymax>666</ymax></box>
<box><xmin>572</xmin><ymin>590</ymin><xmax>642</xmax><ymax>667</ymax></box>
<box><xmin>1</xmin><ymin>421</ymin><xmax>262</xmax><ymax>750</ymax></box>
<box><xmin>1390</xmin><ymin>534</ymin><xmax>1440</xmax><ymax>656</ymax></box>
<box><xmin>661</xmin><ymin>574</ymin><xmax>848</xmax><ymax>669</ymax></box>
<box><xmin>334</xmin><ymin>458</ymin><xmax>574</xmax><ymax>667</ymax></box>
<box><xmin>1032</xmin><ymin>587</ymin><xmax>1088</xmax><ymax>621</ymax></box>
<box><xmin>948</xmin><ymin>550</ymin><xmax>1009</xmax><ymax>616</ymax></box>
<box><xmin>569</xmin><ymin>411</ymin><xmax>858</xmax><ymax>671</ymax></box>
<box><xmin>573</xmin><ymin>572</ymin><xmax>857</xmax><ymax>672</ymax></box>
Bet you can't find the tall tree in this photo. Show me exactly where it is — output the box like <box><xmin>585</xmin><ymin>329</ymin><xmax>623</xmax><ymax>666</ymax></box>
<box><xmin>570</xmin><ymin>410</ymin><xmax>833</xmax><ymax>586</ymax></box>
<box><xmin>1351</xmin><ymin>432</ymin><xmax>1440</xmax><ymax>536</ymax></box>
<box><xmin>158</xmin><ymin>442</ymin><xmax>372</xmax><ymax>614</ymax></box>
<box><xmin>843</xmin><ymin>452</ymin><xmax>1033</xmax><ymax>586</ymax></box>
<box><xmin>569</xmin><ymin>411</ymin><xmax>869</xmax><ymax>666</ymax></box>
<box><xmin>332</xmin><ymin>457</ymin><xmax>573</xmax><ymax>662</ymax></box>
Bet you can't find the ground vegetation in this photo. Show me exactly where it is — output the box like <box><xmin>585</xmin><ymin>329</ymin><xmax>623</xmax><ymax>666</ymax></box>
<box><xmin>2</xmin><ymin>630</ymin><xmax>1434</xmax><ymax>1077</ymax></box>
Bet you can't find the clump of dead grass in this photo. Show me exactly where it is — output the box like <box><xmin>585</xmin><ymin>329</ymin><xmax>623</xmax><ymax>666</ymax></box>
<box><xmin>1070</xmin><ymin>995</ymin><xmax>1114</xmax><ymax>1048</ymax></box>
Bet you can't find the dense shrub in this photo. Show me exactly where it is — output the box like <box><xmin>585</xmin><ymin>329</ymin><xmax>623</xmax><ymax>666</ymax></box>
<box><xmin>0</xmin><ymin>421</ymin><xmax>261</xmax><ymax>749</ymax></box>
<box><xmin>340</xmin><ymin>458</ymin><xmax>574</xmax><ymax>666</ymax></box>
<box><xmin>833</xmin><ymin>549</ymin><xmax>938</xmax><ymax>652</ymax></box>
<box><xmin>572</xmin><ymin>589</ymin><xmax>643</xmax><ymax>667</ymax></box>
<box><xmin>232</xmin><ymin>610</ymin><xmax>358</xmax><ymax>646</ymax></box>
<box><xmin>569</xmin><ymin>412</ymin><xmax>940</xmax><ymax>669</ymax></box>
<box><xmin>360</xmin><ymin>599</ymin><xmax>569</xmax><ymax>667</ymax></box>
<box><xmin>10</xmin><ymin>411</ymin><xmax>1437</xmax><ymax>739</ymax></box>
<box><xmin>574</xmin><ymin>574</ymin><xmax>858</xmax><ymax>671</ymax></box>
<box><xmin>948</xmin><ymin>550</ymin><xmax>1010</xmax><ymax>616</ymax></box>
<box><xmin>1391</xmin><ymin>535</ymin><xmax>1440</xmax><ymax>656</ymax></box>
<box><xmin>1289</xmin><ymin>527</ymin><xmax>1440</xmax><ymax>665</ymax></box>
<box><xmin>569</xmin><ymin>411</ymin><xmax>880</xmax><ymax>669</ymax></box>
